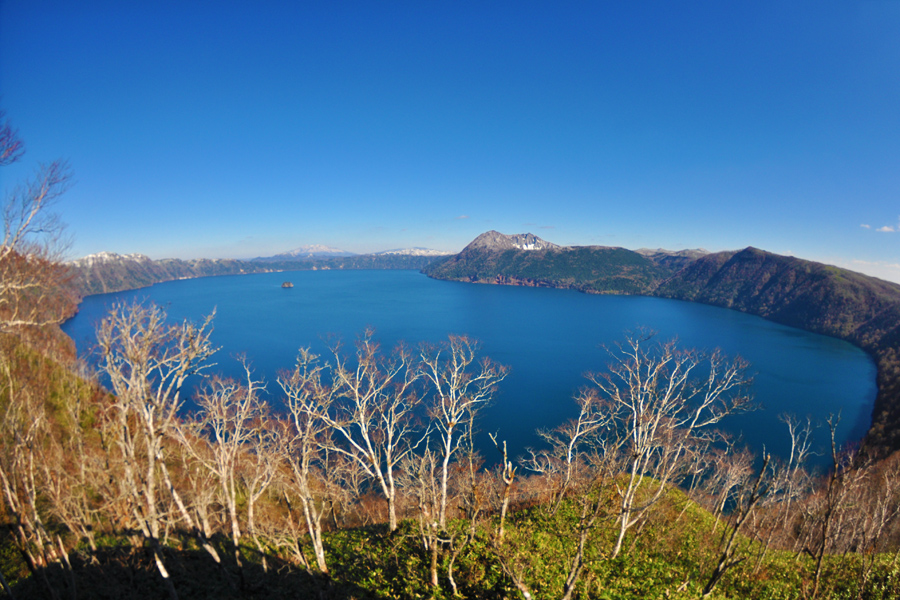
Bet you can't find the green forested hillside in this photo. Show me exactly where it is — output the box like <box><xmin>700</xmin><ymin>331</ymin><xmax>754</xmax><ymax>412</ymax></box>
<box><xmin>423</xmin><ymin>245</ymin><xmax>669</xmax><ymax>294</ymax></box>
<box><xmin>654</xmin><ymin>247</ymin><xmax>900</xmax><ymax>341</ymax></box>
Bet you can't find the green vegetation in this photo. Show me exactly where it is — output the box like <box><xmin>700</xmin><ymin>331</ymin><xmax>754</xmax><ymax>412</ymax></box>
<box><xmin>423</xmin><ymin>245</ymin><xmax>668</xmax><ymax>294</ymax></box>
<box><xmin>6</xmin><ymin>472</ymin><xmax>900</xmax><ymax>599</ymax></box>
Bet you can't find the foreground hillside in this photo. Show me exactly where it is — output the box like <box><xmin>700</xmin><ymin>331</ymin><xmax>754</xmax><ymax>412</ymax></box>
<box><xmin>4</xmin><ymin>318</ymin><xmax>900</xmax><ymax>599</ymax></box>
<box><xmin>425</xmin><ymin>231</ymin><xmax>900</xmax><ymax>455</ymax></box>
<box><xmin>10</xmin><ymin>489</ymin><xmax>900</xmax><ymax>600</ymax></box>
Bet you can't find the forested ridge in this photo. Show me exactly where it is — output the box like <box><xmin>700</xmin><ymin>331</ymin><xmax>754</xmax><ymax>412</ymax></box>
<box><xmin>422</xmin><ymin>240</ymin><xmax>667</xmax><ymax>295</ymax></box>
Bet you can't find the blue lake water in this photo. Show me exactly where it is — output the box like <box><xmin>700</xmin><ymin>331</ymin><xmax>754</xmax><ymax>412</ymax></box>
<box><xmin>62</xmin><ymin>270</ymin><xmax>876</xmax><ymax>470</ymax></box>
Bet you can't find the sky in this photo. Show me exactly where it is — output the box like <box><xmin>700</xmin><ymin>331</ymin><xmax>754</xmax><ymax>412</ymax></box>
<box><xmin>1</xmin><ymin>1</ymin><xmax>899</xmax><ymax>282</ymax></box>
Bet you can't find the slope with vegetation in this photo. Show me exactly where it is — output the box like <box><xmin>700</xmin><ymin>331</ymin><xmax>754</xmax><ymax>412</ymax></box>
<box><xmin>5</xmin><ymin>302</ymin><xmax>900</xmax><ymax>599</ymax></box>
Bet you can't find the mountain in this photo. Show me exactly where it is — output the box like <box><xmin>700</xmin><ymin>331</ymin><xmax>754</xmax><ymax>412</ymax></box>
<box><xmin>255</xmin><ymin>244</ymin><xmax>357</xmax><ymax>262</ymax></box>
<box><xmin>67</xmin><ymin>252</ymin><xmax>277</xmax><ymax>296</ymax></box>
<box><xmin>375</xmin><ymin>247</ymin><xmax>454</xmax><ymax>257</ymax></box>
<box><xmin>423</xmin><ymin>231</ymin><xmax>668</xmax><ymax>294</ymax></box>
<box><xmin>635</xmin><ymin>247</ymin><xmax>710</xmax><ymax>273</ymax></box>
<box><xmin>462</xmin><ymin>230</ymin><xmax>561</xmax><ymax>251</ymax></box>
<box><xmin>253</xmin><ymin>245</ymin><xmax>453</xmax><ymax>262</ymax></box>
<box><xmin>425</xmin><ymin>232</ymin><xmax>900</xmax><ymax>456</ymax></box>
<box><xmin>654</xmin><ymin>247</ymin><xmax>900</xmax><ymax>340</ymax></box>
<box><xmin>68</xmin><ymin>251</ymin><xmax>445</xmax><ymax>296</ymax></box>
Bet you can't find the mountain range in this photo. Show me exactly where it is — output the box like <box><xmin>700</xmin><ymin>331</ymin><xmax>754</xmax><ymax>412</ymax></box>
<box><xmin>67</xmin><ymin>247</ymin><xmax>450</xmax><ymax>296</ymax></box>
<box><xmin>67</xmin><ymin>230</ymin><xmax>900</xmax><ymax>455</ymax></box>
<box><xmin>251</xmin><ymin>245</ymin><xmax>453</xmax><ymax>262</ymax></box>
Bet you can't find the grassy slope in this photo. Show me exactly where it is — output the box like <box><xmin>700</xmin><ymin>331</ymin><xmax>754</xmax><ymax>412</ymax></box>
<box><xmin>9</xmin><ymin>482</ymin><xmax>900</xmax><ymax>600</ymax></box>
<box><xmin>0</xmin><ymin>333</ymin><xmax>102</xmax><ymax>588</ymax></box>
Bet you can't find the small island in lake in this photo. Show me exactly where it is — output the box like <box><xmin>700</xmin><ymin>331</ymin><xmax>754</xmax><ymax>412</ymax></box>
<box><xmin>281</xmin><ymin>281</ymin><xmax>293</xmax><ymax>288</ymax></box>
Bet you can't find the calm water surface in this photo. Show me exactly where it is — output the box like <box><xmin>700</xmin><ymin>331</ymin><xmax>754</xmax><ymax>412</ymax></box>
<box><xmin>63</xmin><ymin>270</ymin><xmax>876</xmax><ymax>469</ymax></box>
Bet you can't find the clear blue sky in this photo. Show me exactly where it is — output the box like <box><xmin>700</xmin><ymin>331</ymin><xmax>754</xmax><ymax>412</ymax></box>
<box><xmin>2</xmin><ymin>1</ymin><xmax>899</xmax><ymax>281</ymax></box>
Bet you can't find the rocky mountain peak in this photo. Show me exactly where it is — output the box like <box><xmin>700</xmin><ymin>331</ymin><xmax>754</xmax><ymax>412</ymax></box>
<box><xmin>68</xmin><ymin>251</ymin><xmax>152</xmax><ymax>267</ymax></box>
<box><xmin>464</xmin><ymin>231</ymin><xmax>560</xmax><ymax>252</ymax></box>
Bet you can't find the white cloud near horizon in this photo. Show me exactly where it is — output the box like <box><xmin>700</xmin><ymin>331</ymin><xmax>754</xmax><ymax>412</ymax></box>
<box><xmin>842</xmin><ymin>259</ymin><xmax>900</xmax><ymax>284</ymax></box>
<box><xmin>853</xmin><ymin>259</ymin><xmax>900</xmax><ymax>270</ymax></box>
<box><xmin>871</xmin><ymin>216</ymin><xmax>900</xmax><ymax>233</ymax></box>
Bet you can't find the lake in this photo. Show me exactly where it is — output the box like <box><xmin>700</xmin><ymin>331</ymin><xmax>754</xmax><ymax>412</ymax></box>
<box><xmin>62</xmin><ymin>269</ymin><xmax>876</xmax><ymax>470</ymax></box>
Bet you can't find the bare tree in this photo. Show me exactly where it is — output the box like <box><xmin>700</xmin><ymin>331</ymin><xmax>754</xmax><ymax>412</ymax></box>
<box><xmin>174</xmin><ymin>442</ymin><xmax>225</xmax><ymax>563</ymax></box>
<box><xmin>803</xmin><ymin>415</ymin><xmax>858</xmax><ymax>600</ymax></box>
<box><xmin>587</xmin><ymin>333</ymin><xmax>752</xmax><ymax>559</ymax></box>
<box><xmin>0</xmin><ymin>112</ymin><xmax>25</xmax><ymax>166</ymax></box>
<box><xmin>276</xmin><ymin>349</ymin><xmax>335</xmax><ymax>575</ymax></box>
<box><xmin>525</xmin><ymin>387</ymin><xmax>609</xmax><ymax>515</ymax></box>
<box><xmin>753</xmin><ymin>415</ymin><xmax>815</xmax><ymax>567</ymax></box>
<box><xmin>175</xmin><ymin>358</ymin><xmax>267</xmax><ymax>581</ymax></box>
<box><xmin>489</xmin><ymin>433</ymin><xmax>516</xmax><ymax>542</ymax></box>
<box><xmin>846</xmin><ymin>453</ymin><xmax>900</xmax><ymax>598</ymax></box>
<box><xmin>325</xmin><ymin>330</ymin><xmax>422</xmax><ymax>531</ymax></box>
<box><xmin>243</xmin><ymin>412</ymin><xmax>279</xmax><ymax>573</ymax></box>
<box><xmin>420</xmin><ymin>335</ymin><xmax>508</xmax><ymax>529</ymax></box>
<box><xmin>0</xmin><ymin>112</ymin><xmax>74</xmax><ymax>337</ymax></box>
<box><xmin>397</xmin><ymin>447</ymin><xmax>442</xmax><ymax>588</ymax></box>
<box><xmin>96</xmin><ymin>302</ymin><xmax>216</xmax><ymax>600</ymax></box>
<box><xmin>702</xmin><ymin>443</ymin><xmax>755</xmax><ymax>531</ymax></box>
<box><xmin>702</xmin><ymin>452</ymin><xmax>772</xmax><ymax>596</ymax></box>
